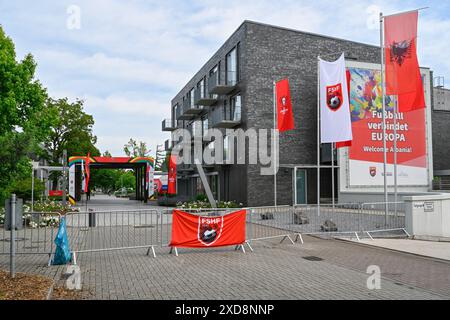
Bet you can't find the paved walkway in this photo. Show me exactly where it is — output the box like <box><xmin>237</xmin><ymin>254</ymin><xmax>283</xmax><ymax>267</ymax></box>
<box><xmin>75</xmin><ymin>194</ymin><xmax>164</xmax><ymax>212</ymax></box>
<box><xmin>1</xmin><ymin>236</ymin><xmax>448</xmax><ymax>300</ymax></box>
<box><xmin>347</xmin><ymin>238</ymin><xmax>450</xmax><ymax>261</ymax></box>
<box><xmin>1</xmin><ymin>197</ymin><xmax>449</xmax><ymax>300</ymax></box>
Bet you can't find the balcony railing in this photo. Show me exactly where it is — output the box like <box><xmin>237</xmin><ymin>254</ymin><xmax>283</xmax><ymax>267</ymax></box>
<box><xmin>194</xmin><ymin>87</ymin><xmax>218</xmax><ymax>106</ymax></box>
<box><xmin>183</xmin><ymin>97</ymin><xmax>204</xmax><ymax>115</ymax></box>
<box><xmin>162</xmin><ymin>118</ymin><xmax>176</xmax><ymax>131</ymax></box>
<box><xmin>210</xmin><ymin>106</ymin><xmax>241</xmax><ymax>128</ymax></box>
<box><xmin>175</xmin><ymin>104</ymin><xmax>192</xmax><ymax>121</ymax></box>
<box><xmin>208</xmin><ymin>71</ymin><xmax>238</xmax><ymax>95</ymax></box>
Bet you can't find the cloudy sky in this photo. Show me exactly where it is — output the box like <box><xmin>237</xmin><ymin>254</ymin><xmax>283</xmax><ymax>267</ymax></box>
<box><xmin>0</xmin><ymin>0</ymin><xmax>448</xmax><ymax>156</ymax></box>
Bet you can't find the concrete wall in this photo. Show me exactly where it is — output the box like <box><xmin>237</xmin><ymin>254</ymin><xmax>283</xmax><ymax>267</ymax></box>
<box><xmin>404</xmin><ymin>193</ymin><xmax>450</xmax><ymax>240</ymax></box>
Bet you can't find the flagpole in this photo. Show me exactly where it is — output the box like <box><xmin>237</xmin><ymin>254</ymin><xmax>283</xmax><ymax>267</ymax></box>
<box><xmin>317</xmin><ymin>57</ymin><xmax>321</xmax><ymax>217</ymax></box>
<box><xmin>331</xmin><ymin>142</ymin><xmax>335</xmax><ymax>214</ymax></box>
<box><xmin>394</xmin><ymin>96</ymin><xmax>398</xmax><ymax>217</ymax></box>
<box><xmin>380</xmin><ymin>12</ymin><xmax>389</xmax><ymax>225</ymax></box>
<box><xmin>273</xmin><ymin>81</ymin><xmax>277</xmax><ymax>207</ymax></box>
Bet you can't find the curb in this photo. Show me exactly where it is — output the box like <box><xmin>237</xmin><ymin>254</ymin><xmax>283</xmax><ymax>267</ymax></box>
<box><xmin>335</xmin><ymin>237</ymin><xmax>450</xmax><ymax>265</ymax></box>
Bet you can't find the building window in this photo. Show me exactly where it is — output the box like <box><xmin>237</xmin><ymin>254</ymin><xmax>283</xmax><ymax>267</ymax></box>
<box><xmin>202</xmin><ymin>117</ymin><xmax>209</xmax><ymax>136</ymax></box>
<box><xmin>209</xmin><ymin>65</ymin><xmax>219</xmax><ymax>99</ymax></box>
<box><xmin>230</xmin><ymin>94</ymin><xmax>241</xmax><ymax>121</ymax></box>
<box><xmin>223</xmin><ymin>135</ymin><xmax>230</xmax><ymax>162</ymax></box>
<box><xmin>192</xmin><ymin>120</ymin><xmax>202</xmax><ymax>137</ymax></box>
<box><xmin>198</xmin><ymin>78</ymin><xmax>205</xmax><ymax>99</ymax></box>
<box><xmin>190</xmin><ymin>88</ymin><xmax>195</xmax><ymax>108</ymax></box>
<box><xmin>207</xmin><ymin>141</ymin><xmax>215</xmax><ymax>158</ymax></box>
<box><xmin>209</xmin><ymin>175</ymin><xmax>219</xmax><ymax>200</ymax></box>
<box><xmin>210</xmin><ymin>65</ymin><xmax>219</xmax><ymax>82</ymax></box>
<box><xmin>196</xmin><ymin>177</ymin><xmax>206</xmax><ymax>196</ymax></box>
<box><xmin>226</xmin><ymin>46</ymin><xmax>238</xmax><ymax>86</ymax></box>
<box><xmin>174</xmin><ymin>104</ymin><xmax>179</xmax><ymax>121</ymax></box>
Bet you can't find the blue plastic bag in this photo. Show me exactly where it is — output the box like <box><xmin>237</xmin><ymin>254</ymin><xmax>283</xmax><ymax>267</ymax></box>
<box><xmin>52</xmin><ymin>216</ymin><xmax>72</xmax><ymax>265</ymax></box>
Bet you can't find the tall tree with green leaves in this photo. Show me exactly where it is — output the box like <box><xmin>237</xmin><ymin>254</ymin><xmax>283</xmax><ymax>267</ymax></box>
<box><xmin>0</xmin><ymin>26</ymin><xmax>55</xmax><ymax>203</ymax></box>
<box><xmin>123</xmin><ymin>138</ymin><xmax>151</xmax><ymax>157</ymax></box>
<box><xmin>44</xmin><ymin>97</ymin><xmax>99</xmax><ymax>188</ymax></box>
<box><xmin>44</xmin><ymin>98</ymin><xmax>99</xmax><ymax>162</ymax></box>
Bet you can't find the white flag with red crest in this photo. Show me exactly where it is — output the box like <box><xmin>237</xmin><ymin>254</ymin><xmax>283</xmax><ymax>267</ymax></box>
<box><xmin>319</xmin><ymin>53</ymin><xmax>353</xmax><ymax>143</ymax></box>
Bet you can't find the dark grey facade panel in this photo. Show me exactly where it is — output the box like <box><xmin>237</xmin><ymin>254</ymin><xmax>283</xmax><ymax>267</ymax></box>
<box><xmin>242</xmin><ymin>22</ymin><xmax>380</xmax><ymax>206</ymax></box>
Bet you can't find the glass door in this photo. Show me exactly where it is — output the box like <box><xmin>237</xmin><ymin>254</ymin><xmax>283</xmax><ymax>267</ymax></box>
<box><xmin>295</xmin><ymin>169</ymin><xmax>307</xmax><ymax>205</ymax></box>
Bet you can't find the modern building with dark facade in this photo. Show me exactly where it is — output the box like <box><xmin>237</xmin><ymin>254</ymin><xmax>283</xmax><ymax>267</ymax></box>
<box><xmin>432</xmin><ymin>85</ymin><xmax>450</xmax><ymax>190</ymax></box>
<box><xmin>162</xmin><ymin>20</ymin><xmax>444</xmax><ymax>207</ymax></box>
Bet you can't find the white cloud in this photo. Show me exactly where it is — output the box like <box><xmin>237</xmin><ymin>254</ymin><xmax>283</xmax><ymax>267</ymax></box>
<box><xmin>84</xmin><ymin>94</ymin><xmax>169</xmax><ymax>118</ymax></box>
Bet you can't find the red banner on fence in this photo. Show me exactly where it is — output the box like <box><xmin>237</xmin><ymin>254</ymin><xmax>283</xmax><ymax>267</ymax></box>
<box><xmin>169</xmin><ymin>209</ymin><xmax>246</xmax><ymax>248</ymax></box>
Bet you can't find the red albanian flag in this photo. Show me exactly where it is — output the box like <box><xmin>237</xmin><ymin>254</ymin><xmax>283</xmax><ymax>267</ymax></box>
<box><xmin>169</xmin><ymin>209</ymin><xmax>246</xmax><ymax>248</ymax></box>
<box><xmin>384</xmin><ymin>10</ymin><xmax>425</xmax><ymax>112</ymax></box>
<box><xmin>168</xmin><ymin>155</ymin><xmax>177</xmax><ymax>195</ymax></box>
<box><xmin>84</xmin><ymin>153</ymin><xmax>90</xmax><ymax>193</ymax></box>
<box><xmin>276</xmin><ymin>79</ymin><xmax>295</xmax><ymax>132</ymax></box>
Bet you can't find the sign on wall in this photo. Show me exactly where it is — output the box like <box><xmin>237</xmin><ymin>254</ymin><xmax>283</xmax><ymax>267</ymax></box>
<box><xmin>347</xmin><ymin>67</ymin><xmax>428</xmax><ymax>187</ymax></box>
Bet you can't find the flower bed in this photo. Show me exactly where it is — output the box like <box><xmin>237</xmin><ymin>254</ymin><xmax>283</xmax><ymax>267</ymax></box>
<box><xmin>0</xmin><ymin>200</ymin><xmax>78</xmax><ymax>229</ymax></box>
<box><xmin>177</xmin><ymin>200</ymin><xmax>243</xmax><ymax>209</ymax></box>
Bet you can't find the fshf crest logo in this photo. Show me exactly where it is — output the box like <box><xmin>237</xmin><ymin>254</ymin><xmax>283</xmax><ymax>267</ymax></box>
<box><xmin>198</xmin><ymin>216</ymin><xmax>223</xmax><ymax>246</ymax></box>
<box><xmin>326</xmin><ymin>83</ymin><xmax>343</xmax><ymax>111</ymax></box>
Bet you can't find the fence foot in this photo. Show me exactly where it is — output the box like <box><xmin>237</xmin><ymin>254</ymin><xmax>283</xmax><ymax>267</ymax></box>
<box><xmin>245</xmin><ymin>241</ymin><xmax>254</xmax><ymax>252</ymax></box>
<box><xmin>355</xmin><ymin>232</ymin><xmax>361</xmax><ymax>242</ymax></box>
<box><xmin>287</xmin><ymin>235</ymin><xmax>295</xmax><ymax>245</ymax></box>
<box><xmin>240</xmin><ymin>244</ymin><xmax>246</xmax><ymax>254</ymax></box>
<box><xmin>47</xmin><ymin>253</ymin><xmax>53</xmax><ymax>267</ymax></box>
<box><xmin>295</xmin><ymin>233</ymin><xmax>304</xmax><ymax>244</ymax></box>
<box><xmin>72</xmin><ymin>252</ymin><xmax>77</xmax><ymax>266</ymax></box>
<box><xmin>366</xmin><ymin>231</ymin><xmax>374</xmax><ymax>241</ymax></box>
<box><xmin>402</xmin><ymin>228</ymin><xmax>411</xmax><ymax>238</ymax></box>
<box><xmin>146</xmin><ymin>246</ymin><xmax>156</xmax><ymax>258</ymax></box>
<box><xmin>169</xmin><ymin>247</ymin><xmax>179</xmax><ymax>257</ymax></box>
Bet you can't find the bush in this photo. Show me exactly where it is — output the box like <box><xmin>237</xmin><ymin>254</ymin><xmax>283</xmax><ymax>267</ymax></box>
<box><xmin>33</xmin><ymin>200</ymin><xmax>77</xmax><ymax>214</ymax></box>
<box><xmin>196</xmin><ymin>194</ymin><xmax>208</xmax><ymax>202</ymax></box>
<box><xmin>0</xmin><ymin>204</ymin><xmax>59</xmax><ymax>228</ymax></box>
<box><xmin>8</xmin><ymin>177</ymin><xmax>45</xmax><ymax>202</ymax></box>
<box><xmin>177</xmin><ymin>200</ymin><xmax>242</xmax><ymax>209</ymax></box>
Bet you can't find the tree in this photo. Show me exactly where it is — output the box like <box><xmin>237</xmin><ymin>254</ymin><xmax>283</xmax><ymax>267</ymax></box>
<box><xmin>103</xmin><ymin>150</ymin><xmax>112</xmax><ymax>157</ymax></box>
<box><xmin>90</xmin><ymin>169</ymin><xmax>136</xmax><ymax>194</ymax></box>
<box><xmin>123</xmin><ymin>138</ymin><xmax>151</xmax><ymax>157</ymax></box>
<box><xmin>43</xmin><ymin>98</ymin><xmax>100</xmax><ymax>188</ymax></box>
<box><xmin>0</xmin><ymin>26</ymin><xmax>54</xmax><ymax>204</ymax></box>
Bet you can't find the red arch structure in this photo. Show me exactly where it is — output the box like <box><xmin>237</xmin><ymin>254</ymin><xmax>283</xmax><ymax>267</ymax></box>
<box><xmin>68</xmin><ymin>156</ymin><xmax>155</xmax><ymax>205</ymax></box>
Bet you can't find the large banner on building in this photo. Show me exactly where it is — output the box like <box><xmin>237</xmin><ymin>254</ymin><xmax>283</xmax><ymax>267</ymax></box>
<box><xmin>347</xmin><ymin>67</ymin><xmax>427</xmax><ymax>186</ymax></box>
<box><xmin>169</xmin><ymin>209</ymin><xmax>246</xmax><ymax>248</ymax></box>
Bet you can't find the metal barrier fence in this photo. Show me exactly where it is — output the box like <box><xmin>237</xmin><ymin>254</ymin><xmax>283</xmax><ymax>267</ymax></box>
<box><xmin>0</xmin><ymin>202</ymin><xmax>407</xmax><ymax>261</ymax></box>
<box><xmin>0</xmin><ymin>211</ymin><xmax>61</xmax><ymax>265</ymax></box>
<box><xmin>66</xmin><ymin>209</ymin><xmax>160</xmax><ymax>264</ymax></box>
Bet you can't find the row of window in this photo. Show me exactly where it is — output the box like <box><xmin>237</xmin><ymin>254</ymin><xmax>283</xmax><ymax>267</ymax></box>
<box><xmin>185</xmin><ymin>94</ymin><xmax>242</xmax><ymax>135</ymax></box>
<box><xmin>172</xmin><ymin>44</ymin><xmax>240</xmax><ymax>118</ymax></box>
